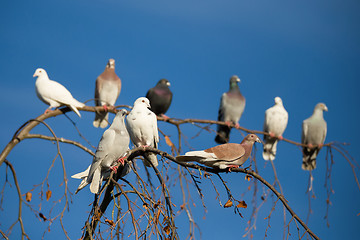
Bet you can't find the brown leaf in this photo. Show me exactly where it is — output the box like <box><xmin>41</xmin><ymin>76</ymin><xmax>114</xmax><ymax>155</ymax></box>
<box><xmin>46</xmin><ymin>190</ymin><xmax>52</xmax><ymax>201</ymax></box>
<box><xmin>245</xmin><ymin>174</ymin><xmax>253</xmax><ymax>181</ymax></box>
<box><xmin>163</xmin><ymin>224</ymin><xmax>171</xmax><ymax>235</ymax></box>
<box><xmin>224</xmin><ymin>199</ymin><xmax>233</xmax><ymax>208</ymax></box>
<box><xmin>25</xmin><ymin>192</ymin><xmax>32</xmax><ymax>202</ymax></box>
<box><xmin>39</xmin><ymin>213</ymin><xmax>47</xmax><ymax>221</ymax></box>
<box><xmin>143</xmin><ymin>203</ymin><xmax>149</xmax><ymax>210</ymax></box>
<box><xmin>153</xmin><ymin>200</ymin><xmax>161</xmax><ymax>209</ymax></box>
<box><xmin>165</xmin><ymin>136</ymin><xmax>174</xmax><ymax>148</ymax></box>
<box><xmin>180</xmin><ymin>203</ymin><xmax>186</xmax><ymax>210</ymax></box>
<box><xmin>105</xmin><ymin>219</ymin><xmax>115</xmax><ymax>227</ymax></box>
<box><xmin>237</xmin><ymin>200</ymin><xmax>247</xmax><ymax>209</ymax></box>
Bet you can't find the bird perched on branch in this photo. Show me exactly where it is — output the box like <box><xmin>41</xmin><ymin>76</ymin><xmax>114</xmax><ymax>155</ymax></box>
<box><xmin>301</xmin><ymin>103</ymin><xmax>328</xmax><ymax>171</ymax></box>
<box><xmin>126</xmin><ymin>97</ymin><xmax>159</xmax><ymax>167</ymax></box>
<box><xmin>146</xmin><ymin>79</ymin><xmax>173</xmax><ymax>120</ymax></box>
<box><xmin>93</xmin><ymin>59</ymin><xmax>122</xmax><ymax>128</ymax></box>
<box><xmin>73</xmin><ymin>109</ymin><xmax>130</xmax><ymax>194</ymax></box>
<box><xmin>262</xmin><ymin>97</ymin><xmax>288</xmax><ymax>161</ymax></box>
<box><xmin>215</xmin><ymin>75</ymin><xmax>246</xmax><ymax>144</ymax></box>
<box><xmin>33</xmin><ymin>68</ymin><xmax>85</xmax><ymax>117</ymax></box>
<box><xmin>177</xmin><ymin>134</ymin><xmax>260</xmax><ymax>169</ymax></box>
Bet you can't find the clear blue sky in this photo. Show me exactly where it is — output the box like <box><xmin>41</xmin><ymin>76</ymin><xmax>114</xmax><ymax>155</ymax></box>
<box><xmin>0</xmin><ymin>0</ymin><xmax>359</xmax><ymax>239</ymax></box>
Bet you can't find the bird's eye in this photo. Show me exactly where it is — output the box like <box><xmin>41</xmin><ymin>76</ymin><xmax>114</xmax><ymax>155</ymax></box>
<box><xmin>142</xmin><ymin>100</ymin><xmax>145</xmax><ymax>103</ymax></box>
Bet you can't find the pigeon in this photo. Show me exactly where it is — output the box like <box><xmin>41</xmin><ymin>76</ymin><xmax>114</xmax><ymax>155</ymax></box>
<box><xmin>145</xmin><ymin>79</ymin><xmax>173</xmax><ymax>119</ymax></box>
<box><xmin>126</xmin><ymin>97</ymin><xmax>159</xmax><ymax>167</ymax></box>
<box><xmin>84</xmin><ymin>109</ymin><xmax>130</xmax><ymax>194</ymax></box>
<box><xmin>215</xmin><ymin>75</ymin><xmax>246</xmax><ymax>144</ymax></box>
<box><xmin>93</xmin><ymin>59</ymin><xmax>122</xmax><ymax>128</ymax></box>
<box><xmin>301</xmin><ymin>103</ymin><xmax>328</xmax><ymax>171</ymax></box>
<box><xmin>262</xmin><ymin>97</ymin><xmax>288</xmax><ymax>161</ymax></box>
<box><xmin>33</xmin><ymin>68</ymin><xmax>85</xmax><ymax>117</ymax></box>
<box><xmin>177</xmin><ymin>134</ymin><xmax>260</xmax><ymax>169</ymax></box>
<box><xmin>72</xmin><ymin>161</ymin><xmax>131</xmax><ymax>194</ymax></box>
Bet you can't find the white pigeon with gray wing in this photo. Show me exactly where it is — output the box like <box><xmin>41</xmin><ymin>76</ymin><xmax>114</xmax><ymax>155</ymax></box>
<box><xmin>33</xmin><ymin>68</ymin><xmax>85</xmax><ymax>117</ymax></box>
<box><xmin>301</xmin><ymin>103</ymin><xmax>328</xmax><ymax>170</ymax></box>
<box><xmin>263</xmin><ymin>97</ymin><xmax>288</xmax><ymax>161</ymax></box>
<box><xmin>93</xmin><ymin>59</ymin><xmax>122</xmax><ymax>128</ymax></box>
<box><xmin>85</xmin><ymin>109</ymin><xmax>130</xmax><ymax>194</ymax></box>
<box><xmin>126</xmin><ymin>97</ymin><xmax>159</xmax><ymax>167</ymax></box>
<box><xmin>215</xmin><ymin>75</ymin><xmax>246</xmax><ymax>144</ymax></box>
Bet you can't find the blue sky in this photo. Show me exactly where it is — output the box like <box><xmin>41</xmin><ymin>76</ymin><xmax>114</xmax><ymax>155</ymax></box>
<box><xmin>0</xmin><ymin>0</ymin><xmax>359</xmax><ymax>239</ymax></box>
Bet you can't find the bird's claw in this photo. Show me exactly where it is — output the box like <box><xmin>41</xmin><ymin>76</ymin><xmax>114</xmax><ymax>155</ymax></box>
<box><xmin>110</xmin><ymin>165</ymin><xmax>118</xmax><ymax>173</ymax></box>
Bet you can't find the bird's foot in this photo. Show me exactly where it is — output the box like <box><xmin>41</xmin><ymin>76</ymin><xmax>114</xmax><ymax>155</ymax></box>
<box><xmin>110</xmin><ymin>165</ymin><xmax>118</xmax><ymax>173</ymax></box>
<box><xmin>234</xmin><ymin>123</ymin><xmax>240</xmax><ymax>129</ymax></box>
<box><xmin>269</xmin><ymin>132</ymin><xmax>276</xmax><ymax>138</ymax></box>
<box><xmin>44</xmin><ymin>109</ymin><xmax>52</xmax><ymax>115</ymax></box>
<box><xmin>227</xmin><ymin>165</ymin><xmax>239</xmax><ymax>172</ymax></box>
<box><xmin>141</xmin><ymin>145</ymin><xmax>150</xmax><ymax>150</ymax></box>
<box><xmin>307</xmin><ymin>143</ymin><xmax>314</xmax><ymax>149</ymax></box>
<box><xmin>161</xmin><ymin>114</ymin><xmax>170</xmax><ymax>121</ymax></box>
<box><xmin>117</xmin><ymin>156</ymin><xmax>127</xmax><ymax>165</ymax></box>
<box><xmin>103</xmin><ymin>105</ymin><xmax>109</xmax><ymax>112</ymax></box>
<box><xmin>318</xmin><ymin>143</ymin><xmax>323</xmax><ymax>148</ymax></box>
<box><xmin>225</xmin><ymin>121</ymin><xmax>232</xmax><ymax>127</ymax></box>
<box><xmin>277</xmin><ymin>135</ymin><xmax>283</xmax><ymax>140</ymax></box>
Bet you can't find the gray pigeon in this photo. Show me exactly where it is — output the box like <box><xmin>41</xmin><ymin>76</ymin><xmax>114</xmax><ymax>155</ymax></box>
<box><xmin>85</xmin><ymin>109</ymin><xmax>130</xmax><ymax>194</ymax></box>
<box><xmin>301</xmin><ymin>103</ymin><xmax>328</xmax><ymax>170</ymax></box>
<box><xmin>215</xmin><ymin>75</ymin><xmax>246</xmax><ymax>144</ymax></box>
<box><xmin>33</xmin><ymin>68</ymin><xmax>85</xmax><ymax>117</ymax></box>
<box><xmin>71</xmin><ymin>161</ymin><xmax>130</xmax><ymax>194</ymax></box>
<box><xmin>263</xmin><ymin>97</ymin><xmax>288</xmax><ymax>161</ymax></box>
<box><xmin>126</xmin><ymin>97</ymin><xmax>159</xmax><ymax>167</ymax></box>
<box><xmin>93</xmin><ymin>59</ymin><xmax>122</xmax><ymax>128</ymax></box>
<box><xmin>177</xmin><ymin>134</ymin><xmax>260</xmax><ymax>169</ymax></box>
<box><xmin>146</xmin><ymin>79</ymin><xmax>173</xmax><ymax>118</ymax></box>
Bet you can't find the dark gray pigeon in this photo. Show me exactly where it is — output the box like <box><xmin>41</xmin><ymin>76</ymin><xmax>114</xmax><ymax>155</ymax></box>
<box><xmin>215</xmin><ymin>75</ymin><xmax>246</xmax><ymax>144</ymax></box>
<box><xmin>93</xmin><ymin>59</ymin><xmax>122</xmax><ymax>128</ymax></box>
<box><xmin>263</xmin><ymin>97</ymin><xmax>288</xmax><ymax>161</ymax></box>
<box><xmin>85</xmin><ymin>109</ymin><xmax>130</xmax><ymax>193</ymax></box>
<box><xmin>301</xmin><ymin>103</ymin><xmax>328</xmax><ymax>170</ymax></box>
<box><xmin>146</xmin><ymin>79</ymin><xmax>173</xmax><ymax>118</ymax></box>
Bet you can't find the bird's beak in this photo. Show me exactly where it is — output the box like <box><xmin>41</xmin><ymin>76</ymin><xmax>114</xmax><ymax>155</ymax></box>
<box><xmin>324</xmin><ymin>106</ymin><xmax>328</xmax><ymax>112</ymax></box>
<box><xmin>33</xmin><ymin>73</ymin><xmax>37</xmax><ymax>77</ymax></box>
<box><xmin>167</xmin><ymin>82</ymin><xmax>171</xmax><ymax>86</ymax></box>
<box><xmin>236</xmin><ymin>78</ymin><xmax>240</xmax><ymax>82</ymax></box>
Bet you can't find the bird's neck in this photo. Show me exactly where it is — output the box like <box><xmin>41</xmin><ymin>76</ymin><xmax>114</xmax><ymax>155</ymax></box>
<box><xmin>229</xmin><ymin>83</ymin><xmax>240</xmax><ymax>93</ymax></box>
<box><xmin>313</xmin><ymin>109</ymin><xmax>323</xmax><ymax>118</ymax></box>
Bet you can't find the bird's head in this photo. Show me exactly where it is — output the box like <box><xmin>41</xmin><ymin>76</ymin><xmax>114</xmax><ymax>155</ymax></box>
<box><xmin>158</xmin><ymin>79</ymin><xmax>170</xmax><ymax>87</ymax></box>
<box><xmin>243</xmin><ymin>134</ymin><xmax>262</xmax><ymax>144</ymax></box>
<box><xmin>107</xmin><ymin>59</ymin><xmax>115</xmax><ymax>69</ymax></box>
<box><xmin>134</xmin><ymin>97</ymin><xmax>151</xmax><ymax>109</ymax></box>
<box><xmin>315</xmin><ymin>103</ymin><xmax>328</xmax><ymax>112</ymax></box>
<box><xmin>33</xmin><ymin>68</ymin><xmax>46</xmax><ymax>78</ymax></box>
<box><xmin>274</xmin><ymin>96</ymin><xmax>283</xmax><ymax>105</ymax></box>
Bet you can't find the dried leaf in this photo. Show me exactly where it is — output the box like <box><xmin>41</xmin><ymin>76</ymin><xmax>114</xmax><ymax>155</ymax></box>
<box><xmin>25</xmin><ymin>192</ymin><xmax>32</xmax><ymax>202</ymax></box>
<box><xmin>39</xmin><ymin>213</ymin><xmax>47</xmax><ymax>221</ymax></box>
<box><xmin>224</xmin><ymin>199</ymin><xmax>233</xmax><ymax>208</ymax></box>
<box><xmin>245</xmin><ymin>174</ymin><xmax>253</xmax><ymax>181</ymax></box>
<box><xmin>105</xmin><ymin>219</ymin><xmax>115</xmax><ymax>227</ymax></box>
<box><xmin>143</xmin><ymin>203</ymin><xmax>149</xmax><ymax>210</ymax></box>
<box><xmin>237</xmin><ymin>200</ymin><xmax>247</xmax><ymax>209</ymax></box>
<box><xmin>46</xmin><ymin>190</ymin><xmax>52</xmax><ymax>201</ymax></box>
<box><xmin>165</xmin><ymin>136</ymin><xmax>174</xmax><ymax>148</ymax></box>
<box><xmin>163</xmin><ymin>224</ymin><xmax>171</xmax><ymax>235</ymax></box>
<box><xmin>180</xmin><ymin>203</ymin><xmax>186</xmax><ymax>210</ymax></box>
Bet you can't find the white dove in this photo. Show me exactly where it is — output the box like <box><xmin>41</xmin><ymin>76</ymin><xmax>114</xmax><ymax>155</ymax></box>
<box><xmin>33</xmin><ymin>68</ymin><xmax>85</xmax><ymax>117</ymax></box>
<box><xmin>126</xmin><ymin>97</ymin><xmax>159</xmax><ymax>167</ymax></box>
<box><xmin>262</xmin><ymin>97</ymin><xmax>288</xmax><ymax>160</ymax></box>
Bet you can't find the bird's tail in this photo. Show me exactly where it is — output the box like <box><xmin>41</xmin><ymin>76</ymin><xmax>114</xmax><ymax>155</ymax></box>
<box><xmin>93</xmin><ymin>112</ymin><xmax>109</xmax><ymax>128</ymax></box>
<box><xmin>72</xmin><ymin>166</ymin><xmax>91</xmax><ymax>194</ymax></box>
<box><xmin>262</xmin><ymin>138</ymin><xmax>278</xmax><ymax>161</ymax></box>
<box><xmin>302</xmin><ymin>147</ymin><xmax>319</xmax><ymax>171</ymax></box>
<box><xmin>143</xmin><ymin>153</ymin><xmax>159</xmax><ymax>167</ymax></box>
<box><xmin>215</xmin><ymin>125</ymin><xmax>230</xmax><ymax>144</ymax></box>
<box><xmin>69</xmin><ymin>105</ymin><xmax>82</xmax><ymax>117</ymax></box>
<box><xmin>89</xmin><ymin>168</ymin><xmax>102</xmax><ymax>194</ymax></box>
